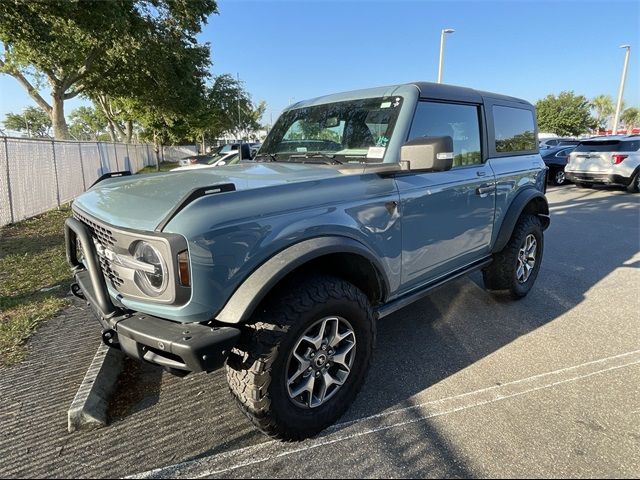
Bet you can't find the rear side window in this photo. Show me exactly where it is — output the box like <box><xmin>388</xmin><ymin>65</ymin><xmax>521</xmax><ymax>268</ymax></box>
<box><xmin>574</xmin><ymin>140</ymin><xmax>640</xmax><ymax>152</ymax></box>
<box><xmin>408</xmin><ymin>101</ymin><xmax>482</xmax><ymax>168</ymax></box>
<box><xmin>492</xmin><ymin>106</ymin><xmax>536</xmax><ymax>153</ymax></box>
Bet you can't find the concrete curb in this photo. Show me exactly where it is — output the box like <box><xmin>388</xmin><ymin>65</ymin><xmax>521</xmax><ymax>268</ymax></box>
<box><xmin>67</xmin><ymin>342</ymin><xmax>124</xmax><ymax>432</ymax></box>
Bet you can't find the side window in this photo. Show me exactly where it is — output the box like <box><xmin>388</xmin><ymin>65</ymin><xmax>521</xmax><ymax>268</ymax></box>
<box><xmin>408</xmin><ymin>101</ymin><xmax>482</xmax><ymax>167</ymax></box>
<box><xmin>492</xmin><ymin>106</ymin><xmax>536</xmax><ymax>153</ymax></box>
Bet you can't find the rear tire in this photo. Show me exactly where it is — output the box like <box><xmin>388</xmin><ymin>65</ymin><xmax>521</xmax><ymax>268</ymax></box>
<box><xmin>483</xmin><ymin>214</ymin><xmax>544</xmax><ymax>299</ymax></box>
<box><xmin>626</xmin><ymin>174</ymin><xmax>639</xmax><ymax>193</ymax></box>
<box><xmin>226</xmin><ymin>274</ymin><xmax>375</xmax><ymax>440</ymax></box>
<box><xmin>551</xmin><ymin>168</ymin><xmax>566</xmax><ymax>186</ymax></box>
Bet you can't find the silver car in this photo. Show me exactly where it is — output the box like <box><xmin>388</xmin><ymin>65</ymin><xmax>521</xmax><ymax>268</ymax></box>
<box><xmin>565</xmin><ymin>136</ymin><xmax>640</xmax><ymax>193</ymax></box>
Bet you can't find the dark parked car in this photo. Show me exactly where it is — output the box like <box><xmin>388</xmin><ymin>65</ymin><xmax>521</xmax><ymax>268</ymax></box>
<box><xmin>539</xmin><ymin>138</ymin><xmax>580</xmax><ymax>149</ymax></box>
<box><xmin>541</xmin><ymin>145</ymin><xmax>575</xmax><ymax>185</ymax></box>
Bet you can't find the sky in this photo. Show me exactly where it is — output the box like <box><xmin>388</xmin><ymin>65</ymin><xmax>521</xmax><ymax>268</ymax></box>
<box><xmin>1</xmin><ymin>0</ymin><xmax>639</xmax><ymax>128</ymax></box>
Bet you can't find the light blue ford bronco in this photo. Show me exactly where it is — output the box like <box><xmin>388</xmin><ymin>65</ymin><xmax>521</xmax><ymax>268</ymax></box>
<box><xmin>65</xmin><ymin>82</ymin><xmax>549</xmax><ymax>439</ymax></box>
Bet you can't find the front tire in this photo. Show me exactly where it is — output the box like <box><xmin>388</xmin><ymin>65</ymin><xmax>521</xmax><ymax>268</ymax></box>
<box><xmin>483</xmin><ymin>214</ymin><xmax>544</xmax><ymax>299</ymax></box>
<box><xmin>226</xmin><ymin>275</ymin><xmax>375</xmax><ymax>440</ymax></box>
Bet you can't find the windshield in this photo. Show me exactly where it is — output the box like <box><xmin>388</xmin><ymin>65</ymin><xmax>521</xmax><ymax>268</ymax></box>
<box><xmin>260</xmin><ymin>96</ymin><xmax>404</xmax><ymax>163</ymax></box>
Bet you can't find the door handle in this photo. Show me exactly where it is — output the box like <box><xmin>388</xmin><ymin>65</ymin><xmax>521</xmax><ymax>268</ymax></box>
<box><xmin>476</xmin><ymin>183</ymin><xmax>496</xmax><ymax>195</ymax></box>
<box><xmin>476</xmin><ymin>170</ymin><xmax>487</xmax><ymax>177</ymax></box>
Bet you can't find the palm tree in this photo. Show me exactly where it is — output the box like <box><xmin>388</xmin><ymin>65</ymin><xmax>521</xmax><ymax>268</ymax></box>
<box><xmin>620</xmin><ymin>107</ymin><xmax>640</xmax><ymax>131</ymax></box>
<box><xmin>590</xmin><ymin>95</ymin><xmax>614</xmax><ymax>131</ymax></box>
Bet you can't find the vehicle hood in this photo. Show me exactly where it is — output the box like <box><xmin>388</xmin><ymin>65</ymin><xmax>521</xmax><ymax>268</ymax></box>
<box><xmin>73</xmin><ymin>163</ymin><xmax>345</xmax><ymax>231</ymax></box>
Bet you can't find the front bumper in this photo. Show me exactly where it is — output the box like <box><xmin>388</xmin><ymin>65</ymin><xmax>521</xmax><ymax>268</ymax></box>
<box><xmin>65</xmin><ymin>217</ymin><xmax>240</xmax><ymax>373</ymax></box>
<box><xmin>565</xmin><ymin>171</ymin><xmax>633</xmax><ymax>187</ymax></box>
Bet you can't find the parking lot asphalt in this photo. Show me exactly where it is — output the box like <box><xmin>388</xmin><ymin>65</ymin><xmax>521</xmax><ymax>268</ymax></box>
<box><xmin>1</xmin><ymin>185</ymin><xmax>638</xmax><ymax>479</ymax></box>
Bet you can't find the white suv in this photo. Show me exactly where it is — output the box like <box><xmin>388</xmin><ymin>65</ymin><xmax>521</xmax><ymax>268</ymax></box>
<box><xmin>565</xmin><ymin>136</ymin><xmax>640</xmax><ymax>193</ymax></box>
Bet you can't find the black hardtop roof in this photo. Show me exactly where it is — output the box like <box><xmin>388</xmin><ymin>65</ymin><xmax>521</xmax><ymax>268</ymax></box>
<box><xmin>409</xmin><ymin>81</ymin><xmax>533</xmax><ymax>107</ymax></box>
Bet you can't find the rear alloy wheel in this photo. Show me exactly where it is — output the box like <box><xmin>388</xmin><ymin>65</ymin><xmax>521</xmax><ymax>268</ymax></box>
<box><xmin>483</xmin><ymin>214</ymin><xmax>544</xmax><ymax>299</ymax></box>
<box><xmin>626</xmin><ymin>174</ymin><xmax>640</xmax><ymax>193</ymax></box>
<box><xmin>553</xmin><ymin>169</ymin><xmax>566</xmax><ymax>186</ymax></box>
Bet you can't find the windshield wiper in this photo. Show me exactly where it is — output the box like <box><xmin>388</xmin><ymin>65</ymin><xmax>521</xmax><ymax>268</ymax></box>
<box><xmin>287</xmin><ymin>152</ymin><xmax>344</xmax><ymax>165</ymax></box>
<box><xmin>253</xmin><ymin>153</ymin><xmax>279</xmax><ymax>162</ymax></box>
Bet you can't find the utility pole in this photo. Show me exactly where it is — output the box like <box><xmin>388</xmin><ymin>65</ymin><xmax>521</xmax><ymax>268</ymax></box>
<box><xmin>437</xmin><ymin>28</ymin><xmax>455</xmax><ymax>84</ymax></box>
<box><xmin>237</xmin><ymin>72</ymin><xmax>243</xmax><ymax>158</ymax></box>
<box><xmin>612</xmin><ymin>45</ymin><xmax>631</xmax><ymax>135</ymax></box>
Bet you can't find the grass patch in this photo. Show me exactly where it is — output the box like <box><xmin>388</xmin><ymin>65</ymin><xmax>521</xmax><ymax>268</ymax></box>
<box><xmin>138</xmin><ymin>162</ymin><xmax>177</xmax><ymax>174</ymax></box>
<box><xmin>0</xmin><ymin>206</ymin><xmax>72</xmax><ymax>367</ymax></box>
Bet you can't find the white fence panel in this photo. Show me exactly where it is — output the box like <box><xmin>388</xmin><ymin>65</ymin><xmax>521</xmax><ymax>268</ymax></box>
<box><xmin>163</xmin><ymin>145</ymin><xmax>197</xmax><ymax>162</ymax></box>
<box><xmin>80</xmin><ymin>143</ymin><xmax>103</xmax><ymax>188</ymax></box>
<box><xmin>0</xmin><ymin>137</ymin><xmax>167</xmax><ymax>227</ymax></box>
<box><xmin>7</xmin><ymin>139</ymin><xmax>58</xmax><ymax>222</ymax></box>
<box><xmin>0</xmin><ymin>139</ymin><xmax>11</xmax><ymax>225</ymax></box>
<box><xmin>115</xmin><ymin>143</ymin><xmax>129</xmax><ymax>171</ymax></box>
<box><xmin>54</xmin><ymin>142</ymin><xmax>85</xmax><ymax>204</ymax></box>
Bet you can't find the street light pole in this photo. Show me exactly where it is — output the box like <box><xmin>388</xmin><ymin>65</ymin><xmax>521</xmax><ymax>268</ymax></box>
<box><xmin>437</xmin><ymin>28</ymin><xmax>455</xmax><ymax>84</ymax></box>
<box><xmin>612</xmin><ymin>45</ymin><xmax>631</xmax><ymax>135</ymax></box>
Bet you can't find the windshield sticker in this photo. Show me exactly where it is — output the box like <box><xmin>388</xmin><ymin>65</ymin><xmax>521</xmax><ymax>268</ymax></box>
<box><xmin>376</xmin><ymin>136</ymin><xmax>389</xmax><ymax>147</ymax></box>
<box><xmin>380</xmin><ymin>101</ymin><xmax>392</xmax><ymax>109</ymax></box>
<box><xmin>296</xmin><ymin>147</ymin><xmax>308</xmax><ymax>152</ymax></box>
<box><xmin>367</xmin><ymin>146</ymin><xmax>386</xmax><ymax>159</ymax></box>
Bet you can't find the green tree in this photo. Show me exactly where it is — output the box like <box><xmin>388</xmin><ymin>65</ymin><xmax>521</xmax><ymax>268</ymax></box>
<box><xmin>68</xmin><ymin>105</ymin><xmax>110</xmax><ymax>141</ymax></box>
<box><xmin>3</xmin><ymin>106</ymin><xmax>51</xmax><ymax>137</ymax></box>
<box><xmin>590</xmin><ymin>94</ymin><xmax>614</xmax><ymax>130</ymax></box>
<box><xmin>187</xmin><ymin>74</ymin><xmax>266</xmax><ymax>148</ymax></box>
<box><xmin>536</xmin><ymin>91</ymin><xmax>596</xmax><ymax>136</ymax></box>
<box><xmin>0</xmin><ymin>0</ymin><xmax>217</xmax><ymax>139</ymax></box>
<box><xmin>621</xmin><ymin>107</ymin><xmax>640</xmax><ymax>130</ymax></box>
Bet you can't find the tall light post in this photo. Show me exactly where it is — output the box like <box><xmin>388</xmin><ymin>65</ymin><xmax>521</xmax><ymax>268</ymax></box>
<box><xmin>612</xmin><ymin>45</ymin><xmax>631</xmax><ymax>135</ymax></box>
<box><xmin>437</xmin><ymin>28</ymin><xmax>455</xmax><ymax>84</ymax></box>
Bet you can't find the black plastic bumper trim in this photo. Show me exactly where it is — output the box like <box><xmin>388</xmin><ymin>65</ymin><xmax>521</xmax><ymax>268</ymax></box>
<box><xmin>71</xmin><ymin>258</ymin><xmax>240</xmax><ymax>373</ymax></box>
<box><xmin>65</xmin><ymin>217</ymin><xmax>117</xmax><ymax>319</ymax></box>
<box><xmin>566</xmin><ymin>172</ymin><xmax>633</xmax><ymax>186</ymax></box>
<box><xmin>115</xmin><ymin>315</ymin><xmax>241</xmax><ymax>372</ymax></box>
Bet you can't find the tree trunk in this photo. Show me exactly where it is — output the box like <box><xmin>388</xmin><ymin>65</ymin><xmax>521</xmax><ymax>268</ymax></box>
<box><xmin>153</xmin><ymin>132</ymin><xmax>161</xmax><ymax>172</ymax></box>
<box><xmin>125</xmin><ymin>120</ymin><xmax>134</xmax><ymax>144</ymax></box>
<box><xmin>51</xmin><ymin>89</ymin><xmax>69</xmax><ymax>140</ymax></box>
<box><xmin>106</xmin><ymin>121</ymin><xmax>117</xmax><ymax>142</ymax></box>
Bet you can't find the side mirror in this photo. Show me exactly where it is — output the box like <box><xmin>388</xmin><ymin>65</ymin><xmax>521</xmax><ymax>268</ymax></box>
<box><xmin>400</xmin><ymin>136</ymin><xmax>454</xmax><ymax>172</ymax></box>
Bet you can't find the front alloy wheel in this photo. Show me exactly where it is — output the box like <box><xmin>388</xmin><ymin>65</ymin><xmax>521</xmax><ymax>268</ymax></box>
<box><xmin>226</xmin><ymin>275</ymin><xmax>375</xmax><ymax>440</ymax></box>
<box><xmin>554</xmin><ymin>170</ymin><xmax>566</xmax><ymax>185</ymax></box>
<box><xmin>286</xmin><ymin>316</ymin><xmax>356</xmax><ymax>409</ymax></box>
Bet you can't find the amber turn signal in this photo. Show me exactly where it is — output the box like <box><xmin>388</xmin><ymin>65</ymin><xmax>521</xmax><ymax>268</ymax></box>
<box><xmin>177</xmin><ymin>250</ymin><xmax>190</xmax><ymax>286</ymax></box>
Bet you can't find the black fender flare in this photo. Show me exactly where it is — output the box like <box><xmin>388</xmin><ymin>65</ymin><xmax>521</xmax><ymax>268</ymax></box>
<box><xmin>215</xmin><ymin>236</ymin><xmax>390</xmax><ymax>324</ymax></box>
<box><xmin>492</xmin><ymin>188</ymin><xmax>550</xmax><ymax>254</ymax></box>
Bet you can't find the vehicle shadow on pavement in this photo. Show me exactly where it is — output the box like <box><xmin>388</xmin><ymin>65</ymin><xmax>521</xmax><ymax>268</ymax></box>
<box><xmin>104</xmin><ymin>187</ymin><xmax>639</xmax><ymax>477</ymax></box>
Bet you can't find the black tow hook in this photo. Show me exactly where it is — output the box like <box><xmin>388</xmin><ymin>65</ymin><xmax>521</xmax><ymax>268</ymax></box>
<box><xmin>70</xmin><ymin>283</ymin><xmax>85</xmax><ymax>300</ymax></box>
<box><xmin>102</xmin><ymin>329</ymin><xmax>121</xmax><ymax>350</ymax></box>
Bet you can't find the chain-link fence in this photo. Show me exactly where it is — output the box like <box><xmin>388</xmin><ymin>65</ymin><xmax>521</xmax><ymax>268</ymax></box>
<box><xmin>0</xmin><ymin>137</ymin><xmax>157</xmax><ymax>226</ymax></box>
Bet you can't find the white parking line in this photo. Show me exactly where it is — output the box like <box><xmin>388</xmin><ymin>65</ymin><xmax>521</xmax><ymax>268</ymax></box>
<box><xmin>129</xmin><ymin>349</ymin><xmax>640</xmax><ymax>479</ymax></box>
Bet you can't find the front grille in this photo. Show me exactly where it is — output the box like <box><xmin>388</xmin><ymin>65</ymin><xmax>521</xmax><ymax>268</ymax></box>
<box><xmin>73</xmin><ymin>211</ymin><xmax>116</xmax><ymax>248</ymax></box>
<box><xmin>73</xmin><ymin>210</ymin><xmax>124</xmax><ymax>288</ymax></box>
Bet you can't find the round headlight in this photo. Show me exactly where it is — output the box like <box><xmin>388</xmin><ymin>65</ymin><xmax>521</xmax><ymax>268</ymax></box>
<box><xmin>133</xmin><ymin>241</ymin><xmax>168</xmax><ymax>296</ymax></box>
